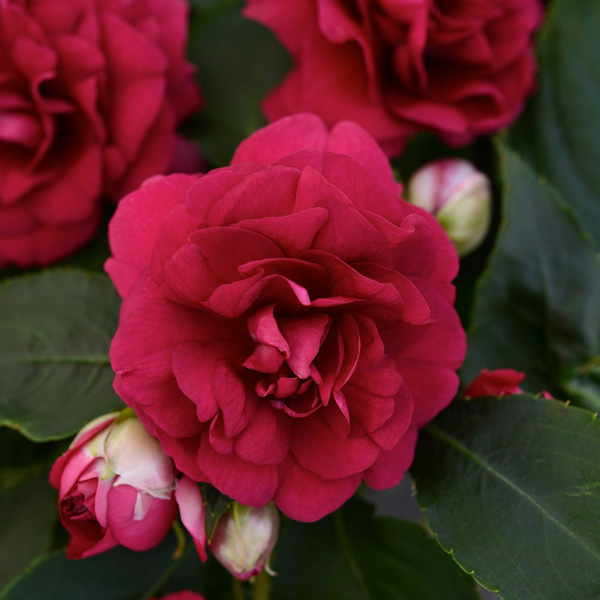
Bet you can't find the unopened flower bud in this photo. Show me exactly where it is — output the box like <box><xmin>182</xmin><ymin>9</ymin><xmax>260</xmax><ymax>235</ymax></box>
<box><xmin>407</xmin><ymin>158</ymin><xmax>492</xmax><ymax>256</ymax></box>
<box><xmin>209</xmin><ymin>502</ymin><xmax>279</xmax><ymax>581</ymax></box>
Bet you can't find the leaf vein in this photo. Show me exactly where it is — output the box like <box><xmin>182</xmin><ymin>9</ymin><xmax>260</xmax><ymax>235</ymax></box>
<box><xmin>426</xmin><ymin>424</ymin><xmax>600</xmax><ymax>562</ymax></box>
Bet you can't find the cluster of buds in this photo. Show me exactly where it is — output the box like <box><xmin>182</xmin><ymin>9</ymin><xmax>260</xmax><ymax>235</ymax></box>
<box><xmin>51</xmin><ymin>409</ymin><xmax>280</xmax><ymax>582</ymax></box>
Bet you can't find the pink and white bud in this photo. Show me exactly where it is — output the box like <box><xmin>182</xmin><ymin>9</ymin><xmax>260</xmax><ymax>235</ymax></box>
<box><xmin>407</xmin><ymin>158</ymin><xmax>492</xmax><ymax>256</ymax></box>
<box><xmin>209</xmin><ymin>503</ymin><xmax>279</xmax><ymax>581</ymax></box>
<box><xmin>50</xmin><ymin>410</ymin><xmax>206</xmax><ymax>559</ymax></box>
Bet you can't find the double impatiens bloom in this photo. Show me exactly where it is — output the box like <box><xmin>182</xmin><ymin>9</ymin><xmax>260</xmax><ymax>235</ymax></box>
<box><xmin>51</xmin><ymin>113</ymin><xmax>467</xmax><ymax>569</ymax></box>
<box><xmin>245</xmin><ymin>0</ymin><xmax>543</xmax><ymax>155</ymax></box>
<box><xmin>0</xmin><ymin>0</ymin><xmax>200</xmax><ymax>267</ymax></box>
<box><xmin>105</xmin><ymin>113</ymin><xmax>466</xmax><ymax>522</ymax></box>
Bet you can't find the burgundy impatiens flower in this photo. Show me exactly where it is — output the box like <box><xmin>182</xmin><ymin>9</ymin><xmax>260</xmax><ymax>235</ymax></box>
<box><xmin>245</xmin><ymin>0</ymin><xmax>543</xmax><ymax>155</ymax></box>
<box><xmin>0</xmin><ymin>0</ymin><xmax>200</xmax><ymax>267</ymax></box>
<box><xmin>107</xmin><ymin>114</ymin><xmax>466</xmax><ymax>522</ymax></box>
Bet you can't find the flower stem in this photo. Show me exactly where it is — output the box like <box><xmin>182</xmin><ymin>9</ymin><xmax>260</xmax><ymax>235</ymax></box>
<box><xmin>140</xmin><ymin>538</ymin><xmax>190</xmax><ymax>600</ymax></box>
<box><xmin>232</xmin><ymin>576</ymin><xmax>245</xmax><ymax>600</ymax></box>
<box><xmin>171</xmin><ymin>520</ymin><xmax>186</xmax><ymax>559</ymax></box>
<box><xmin>253</xmin><ymin>569</ymin><xmax>271</xmax><ymax>600</ymax></box>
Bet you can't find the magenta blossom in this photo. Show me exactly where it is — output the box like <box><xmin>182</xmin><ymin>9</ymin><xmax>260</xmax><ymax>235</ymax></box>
<box><xmin>107</xmin><ymin>114</ymin><xmax>466</xmax><ymax>522</ymax></box>
<box><xmin>245</xmin><ymin>0</ymin><xmax>543</xmax><ymax>155</ymax></box>
<box><xmin>0</xmin><ymin>0</ymin><xmax>201</xmax><ymax>267</ymax></box>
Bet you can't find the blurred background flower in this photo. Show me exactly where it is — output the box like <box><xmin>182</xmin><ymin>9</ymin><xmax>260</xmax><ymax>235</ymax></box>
<box><xmin>0</xmin><ymin>0</ymin><xmax>201</xmax><ymax>267</ymax></box>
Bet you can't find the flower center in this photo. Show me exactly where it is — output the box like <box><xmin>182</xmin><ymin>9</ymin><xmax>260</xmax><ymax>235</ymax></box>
<box><xmin>62</xmin><ymin>492</ymin><xmax>90</xmax><ymax>518</ymax></box>
<box><xmin>241</xmin><ymin>306</ymin><xmax>332</xmax><ymax>418</ymax></box>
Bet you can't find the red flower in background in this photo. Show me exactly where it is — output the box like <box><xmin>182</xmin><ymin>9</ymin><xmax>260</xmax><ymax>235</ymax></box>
<box><xmin>153</xmin><ymin>593</ymin><xmax>205</xmax><ymax>600</ymax></box>
<box><xmin>0</xmin><ymin>0</ymin><xmax>200</xmax><ymax>267</ymax></box>
<box><xmin>463</xmin><ymin>369</ymin><xmax>525</xmax><ymax>398</ymax></box>
<box><xmin>244</xmin><ymin>0</ymin><xmax>543</xmax><ymax>156</ymax></box>
<box><xmin>464</xmin><ymin>368</ymin><xmax>554</xmax><ymax>399</ymax></box>
<box><xmin>107</xmin><ymin>114</ymin><xmax>466</xmax><ymax>522</ymax></box>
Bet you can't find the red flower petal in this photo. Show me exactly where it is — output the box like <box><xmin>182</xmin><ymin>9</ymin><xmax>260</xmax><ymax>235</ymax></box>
<box><xmin>275</xmin><ymin>455</ymin><xmax>361</xmax><ymax>522</ymax></box>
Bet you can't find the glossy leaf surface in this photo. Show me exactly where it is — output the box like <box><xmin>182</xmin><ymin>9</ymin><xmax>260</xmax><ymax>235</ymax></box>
<box><xmin>0</xmin><ymin>270</ymin><xmax>122</xmax><ymax>441</ymax></box>
<box><xmin>462</xmin><ymin>148</ymin><xmax>600</xmax><ymax>409</ymax></box>
<box><xmin>272</xmin><ymin>498</ymin><xmax>479</xmax><ymax>600</ymax></box>
<box><xmin>509</xmin><ymin>0</ymin><xmax>600</xmax><ymax>249</ymax></box>
<box><xmin>412</xmin><ymin>395</ymin><xmax>600</xmax><ymax>600</ymax></box>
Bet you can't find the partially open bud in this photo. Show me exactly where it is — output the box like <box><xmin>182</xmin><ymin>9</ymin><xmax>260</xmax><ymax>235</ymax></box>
<box><xmin>50</xmin><ymin>409</ymin><xmax>206</xmax><ymax>559</ymax></box>
<box><xmin>407</xmin><ymin>158</ymin><xmax>492</xmax><ymax>257</ymax></box>
<box><xmin>209</xmin><ymin>502</ymin><xmax>279</xmax><ymax>581</ymax></box>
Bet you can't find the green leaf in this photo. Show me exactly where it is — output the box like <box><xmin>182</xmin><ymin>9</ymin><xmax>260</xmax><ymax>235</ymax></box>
<box><xmin>462</xmin><ymin>146</ymin><xmax>600</xmax><ymax>409</ymax></box>
<box><xmin>271</xmin><ymin>498</ymin><xmax>479</xmax><ymax>600</ymax></box>
<box><xmin>0</xmin><ymin>474</ymin><xmax>57</xmax><ymax>590</ymax></box>
<box><xmin>0</xmin><ymin>532</ymin><xmax>206</xmax><ymax>600</ymax></box>
<box><xmin>161</xmin><ymin>555</ymin><xmax>229</xmax><ymax>600</ymax></box>
<box><xmin>202</xmin><ymin>485</ymin><xmax>231</xmax><ymax>542</ymax></box>
<box><xmin>564</xmin><ymin>357</ymin><xmax>600</xmax><ymax>412</ymax></box>
<box><xmin>0</xmin><ymin>269</ymin><xmax>123</xmax><ymax>441</ymax></box>
<box><xmin>411</xmin><ymin>395</ymin><xmax>600</xmax><ymax>600</ymax></box>
<box><xmin>0</xmin><ymin>429</ymin><xmax>58</xmax><ymax>480</ymax></box>
<box><xmin>0</xmin><ymin>430</ymin><xmax>61</xmax><ymax>589</ymax></box>
<box><xmin>188</xmin><ymin>0</ymin><xmax>291</xmax><ymax>167</ymax></box>
<box><xmin>508</xmin><ymin>0</ymin><xmax>600</xmax><ymax>249</ymax></box>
